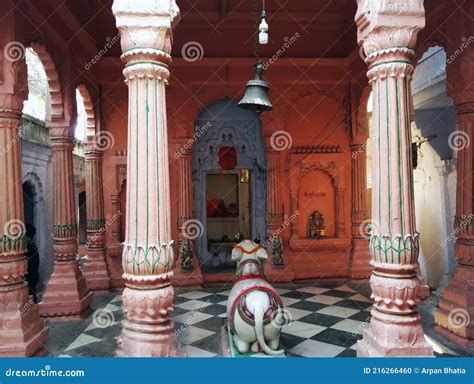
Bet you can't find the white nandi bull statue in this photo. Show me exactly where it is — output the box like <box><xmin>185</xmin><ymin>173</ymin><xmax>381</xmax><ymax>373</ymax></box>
<box><xmin>227</xmin><ymin>239</ymin><xmax>286</xmax><ymax>356</ymax></box>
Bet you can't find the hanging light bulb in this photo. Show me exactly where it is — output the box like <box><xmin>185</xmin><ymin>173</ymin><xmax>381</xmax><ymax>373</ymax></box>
<box><xmin>259</xmin><ymin>10</ymin><xmax>268</xmax><ymax>45</ymax></box>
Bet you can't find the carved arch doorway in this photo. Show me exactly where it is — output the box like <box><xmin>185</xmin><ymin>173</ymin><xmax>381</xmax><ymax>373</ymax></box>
<box><xmin>192</xmin><ymin>99</ymin><xmax>267</xmax><ymax>272</ymax></box>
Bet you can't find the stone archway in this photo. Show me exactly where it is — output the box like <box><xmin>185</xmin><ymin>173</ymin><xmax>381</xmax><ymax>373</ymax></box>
<box><xmin>192</xmin><ymin>98</ymin><xmax>267</xmax><ymax>270</ymax></box>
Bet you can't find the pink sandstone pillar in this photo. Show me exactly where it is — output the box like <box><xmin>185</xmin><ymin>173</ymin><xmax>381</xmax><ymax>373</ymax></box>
<box><xmin>82</xmin><ymin>145</ymin><xmax>110</xmax><ymax>291</ymax></box>
<box><xmin>173</xmin><ymin>147</ymin><xmax>203</xmax><ymax>286</ymax></box>
<box><xmin>39</xmin><ymin>131</ymin><xmax>93</xmax><ymax>321</ymax></box>
<box><xmin>355</xmin><ymin>0</ymin><xmax>433</xmax><ymax>356</ymax></box>
<box><xmin>0</xmin><ymin>66</ymin><xmax>49</xmax><ymax>355</ymax></box>
<box><xmin>264</xmin><ymin>145</ymin><xmax>293</xmax><ymax>282</ymax></box>
<box><xmin>350</xmin><ymin>142</ymin><xmax>371</xmax><ymax>279</ymax></box>
<box><xmin>435</xmin><ymin>100</ymin><xmax>474</xmax><ymax>348</ymax></box>
<box><xmin>112</xmin><ymin>0</ymin><xmax>182</xmax><ymax>356</ymax></box>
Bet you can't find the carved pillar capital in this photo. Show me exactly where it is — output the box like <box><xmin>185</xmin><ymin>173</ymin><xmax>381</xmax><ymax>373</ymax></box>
<box><xmin>356</xmin><ymin>0</ymin><xmax>425</xmax><ymax>53</ymax></box>
<box><xmin>84</xmin><ymin>146</ymin><xmax>104</xmax><ymax>160</ymax></box>
<box><xmin>112</xmin><ymin>0</ymin><xmax>179</xmax><ymax>83</ymax></box>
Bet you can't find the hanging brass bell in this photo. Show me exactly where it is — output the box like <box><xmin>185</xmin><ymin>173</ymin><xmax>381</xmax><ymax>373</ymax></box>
<box><xmin>238</xmin><ymin>60</ymin><xmax>273</xmax><ymax>113</ymax></box>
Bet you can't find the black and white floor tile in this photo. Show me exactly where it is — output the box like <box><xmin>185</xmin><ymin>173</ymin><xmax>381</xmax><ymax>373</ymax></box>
<box><xmin>49</xmin><ymin>283</ymin><xmax>460</xmax><ymax>358</ymax></box>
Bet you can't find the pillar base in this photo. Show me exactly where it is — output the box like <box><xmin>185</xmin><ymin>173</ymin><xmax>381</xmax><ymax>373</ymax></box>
<box><xmin>264</xmin><ymin>262</ymin><xmax>294</xmax><ymax>283</ymax></box>
<box><xmin>117</xmin><ymin>320</ymin><xmax>185</xmax><ymax>357</ymax></box>
<box><xmin>0</xmin><ymin>286</ymin><xmax>49</xmax><ymax>357</ymax></box>
<box><xmin>357</xmin><ymin>310</ymin><xmax>433</xmax><ymax>357</ymax></box>
<box><xmin>39</xmin><ymin>261</ymin><xmax>93</xmax><ymax>321</ymax></box>
<box><xmin>83</xmin><ymin>249</ymin><xmax>110</xmax><ymax>291</ymax></box>
<box><xmin>434</xmin><ymin>266</ymin><xmax>474</xmax><ymax>348</ymax></box>
<box><xmin>117</xmin><ymin>283</ymin><xmax>183</xmax><ymax>357</ymax></box>
<box><xmin>351</xmin><ymin>238</ymin><xmax>372</xmax><ymax>279</ymax></box>
<box><xmin>434</xmin><ymin>325</ymin><xmax>474</xmax><ymax>349</ymax></box>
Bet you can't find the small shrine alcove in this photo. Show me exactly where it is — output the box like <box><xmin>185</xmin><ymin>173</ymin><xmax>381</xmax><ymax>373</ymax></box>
<box><xmin>192</xmin><ymin>99</ymin><xmax>267</xmax><ymax>272</ymax></box>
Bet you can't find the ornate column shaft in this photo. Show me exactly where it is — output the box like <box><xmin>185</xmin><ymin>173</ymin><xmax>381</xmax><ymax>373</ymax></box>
<box><xmin>82</xmin><ymin>146</ymin><xmax>110</xmax><ymax>291</ymax></box>
<box><xmin>0</xmin><ymin>107</ymin><xmax>49</xmax><ymax>356</ymax></box>
<box><xmin>112</xmin><ymin>0</ymin><xmax>182</xmax><ymax>356</ymax></box>
<box><xmin>39</xmin><ymin>133</ymin><xmax>92</xmax><ymax>320</ymax></box>
<box><xmin>435</xmin><ymin>102</ymin><xmax>474</xmax><ymax>348</ymax></box>
<box><xmin>350</xmin><ymin>143</ymin><xmax>371</xmax><ymax>278</ymax></box>
<box><xmin>173</xmin><ymin>147</ymin><xmax>203</xmax><ymax>286</ymax></box>
<box><xmin>355</xmin><ymin>0</ymin><xmax>432</xmax><ymax>356</ymax></box>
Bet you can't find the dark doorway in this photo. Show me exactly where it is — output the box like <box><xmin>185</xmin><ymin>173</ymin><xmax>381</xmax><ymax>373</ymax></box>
<box><xmin>22</xmin><ymin>182</ymin><xmax>39</xmax><ymax>302</ymax></box>
<box><xmin>78</xmin><ymin>191</ymin><xmax>87</xmax><ymax>245</ymax></box>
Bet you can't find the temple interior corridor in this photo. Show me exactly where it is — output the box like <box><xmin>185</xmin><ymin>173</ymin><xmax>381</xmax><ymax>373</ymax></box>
<box><xmin>0</xmin><ymin>0</ymin><xmax>473</xmax><ymax>361</ymax></box>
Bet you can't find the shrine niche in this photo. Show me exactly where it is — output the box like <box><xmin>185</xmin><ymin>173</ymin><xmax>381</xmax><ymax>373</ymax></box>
<box><xmin>288</xmin><ymin>155</ymin><xmax>350</xmax><ymax>253</ymax></box>
<box><xmin>298</xmin><ymin>169</ymin><xmax>335</xmax><ymax>238</ymax></box>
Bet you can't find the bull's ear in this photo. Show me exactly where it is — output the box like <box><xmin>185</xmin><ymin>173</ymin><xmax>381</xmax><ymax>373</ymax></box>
<box><xmin>232</xmin><ymin>246</ymin><xmax>243</xmax><ymax>261</ymax></box>
<box><xmin>255</xmin><ymin>246</ymin><xmax>268</xmax><ymax>260</ymax></box>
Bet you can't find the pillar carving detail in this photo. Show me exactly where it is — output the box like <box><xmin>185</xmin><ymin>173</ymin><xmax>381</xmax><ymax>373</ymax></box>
<box><xmin>355</xmin><ymin>0</ymin><xmax>432</xmax><ymax>356</ymax></box>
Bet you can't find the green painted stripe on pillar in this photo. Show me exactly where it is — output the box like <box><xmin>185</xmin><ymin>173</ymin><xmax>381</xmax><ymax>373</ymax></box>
<box><xmin>385</xmin><ymin>78</ymin><xmax>392</xmax><ymax>263</ymax></box>
<box><xmin>134</xmin><ymin>79</ymin><xmax>139</xmax><ymax>272</ymax></box>
<box><xmin>145</xmin><ymin>79</ymin><xmax>150</xmax><ymax>269</ymax></box>
<box><xmin>395</xmin><ymin>78</ymin><xmax>404</xmax><ymax>263</ymax></box>
<box><xmin>155</xmin><ymin>79</ymin><xmax>161</xmax><ymax>244</ymax></box>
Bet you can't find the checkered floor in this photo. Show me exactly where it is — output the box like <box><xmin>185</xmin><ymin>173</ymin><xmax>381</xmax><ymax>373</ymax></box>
<box><xmin>51</xmin><ymin>283</ymin><xmax>460</xmax><ymax>358</ymax></box>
